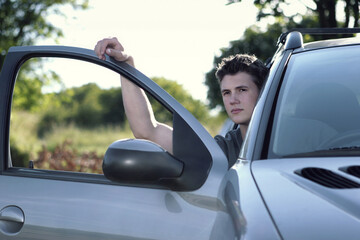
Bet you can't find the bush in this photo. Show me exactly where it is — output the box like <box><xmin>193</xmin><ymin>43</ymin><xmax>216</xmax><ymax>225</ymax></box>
<box><xmin>34</xmin><ymin>140</ymin><xmax>104</xmax><ymax>174</ymax></box>
<box><xmin>10</xmin><ymin>142</ymin><xmax>30</xmax><ymax>168</ymax></box>
<box><xmin>37</xmin><ymin>108</ymin><xmax>67</xmax><ymax>137</ymax></box>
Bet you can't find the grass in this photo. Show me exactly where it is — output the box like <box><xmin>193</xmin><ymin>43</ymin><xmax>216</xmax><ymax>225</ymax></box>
<box><xmin>43</xmin><ymin>124</ymin><xmax>134</xmax><ymax>154</ymax></box>
<box><xmin>10</xmin><ymin>111</ymin><xmax>134</xmax><ymax>158</ymax></box>
<box><xmin>10</xmin><ymin>111</ymin><xmax>42</xmax><ymax>159</ymax></box>
<box><xmin>10</xmin><ymin>110</ymin><xmax>225</xmax><ymax>161</ymax></box>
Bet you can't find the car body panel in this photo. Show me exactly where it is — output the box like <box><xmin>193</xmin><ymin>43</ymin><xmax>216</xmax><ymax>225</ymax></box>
<box><xmin>227</xmin><ymin>162</ymin><xmax>281</xmax><ymax>239</ymax></box>
<box><xmin>301</xmin><ymin>36</ymin><xmax>360</xmax><ymax>51</ymax></box>
<box><xmin>240</xmin><ymin>48</ymin><xmax>292</xmax><ymax>160</ymax></box>
<box><xmin>0</xmin><ymin>174</ymin><xmax>224</xmax><ymax>239</ymax></box>
<box><xmin>252</xmin><ymin>158</ymin><xmax>360</xmax><ymax>240</ymax></box>
<box><xmin>241</xmin><ymin>31</ymin><xmax>360</xmax><ymax>239</ymax></box>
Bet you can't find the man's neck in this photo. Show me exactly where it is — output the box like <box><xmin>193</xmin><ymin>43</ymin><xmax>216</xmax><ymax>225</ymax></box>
<box><xmin>239</xmin><ymin>125</ymin><xmax>248</xmax><ymax>140</ymax></box>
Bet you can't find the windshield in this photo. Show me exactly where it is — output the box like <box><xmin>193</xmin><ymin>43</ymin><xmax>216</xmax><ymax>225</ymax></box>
<box><xmin>269</xmin><ymin>45</ymin><xmax>360</xmax><ymax>158</ymax></box>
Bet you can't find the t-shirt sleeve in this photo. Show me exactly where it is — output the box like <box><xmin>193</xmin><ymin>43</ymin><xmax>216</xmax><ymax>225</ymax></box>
<box><xmin>214</xmin><ymin>128</ymin><xmax>242</xmax><ymax>168</ymax></box>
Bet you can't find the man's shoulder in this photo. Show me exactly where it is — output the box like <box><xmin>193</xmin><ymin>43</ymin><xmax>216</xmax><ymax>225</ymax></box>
<box><xmin>214</xmin><ymin>127</ymin><xmax>241</xmax><ymax>143</ymax></box>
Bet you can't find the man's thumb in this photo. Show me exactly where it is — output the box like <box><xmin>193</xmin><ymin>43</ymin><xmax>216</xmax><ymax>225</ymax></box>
<box><xmin>106</xmin><ymin>48</ymin><xmax>127</xmax><ymax>61</ymax></box>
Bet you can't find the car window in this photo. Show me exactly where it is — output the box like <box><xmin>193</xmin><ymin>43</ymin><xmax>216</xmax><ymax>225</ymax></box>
<box><xmin>269</xmin><ymin>45</ymin><xmax>360</xmax><ymax>158</ymax></box>
<box><xmin>9</xmin><ymin>57</ymin><xmax>172</xmax><ymax>174</ymax></box>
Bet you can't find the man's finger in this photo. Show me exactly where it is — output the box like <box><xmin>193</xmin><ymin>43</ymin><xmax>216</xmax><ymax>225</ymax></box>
<box><xmin>106</xmin><ymin>48</ymin><xmax>129</xmax><ymax>62</ymax></box>
<box><xmin>98</xmin><ymin>37</ymin><xmax>123</xmax><ymax>55</ymax></box>
<box><xmin>94</xmin><ymin>37</ymin><xmax>126</xmax><ymax>61</ymax></box>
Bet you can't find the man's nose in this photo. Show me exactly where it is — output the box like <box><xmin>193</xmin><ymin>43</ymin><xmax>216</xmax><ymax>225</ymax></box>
<box><xmin>230</xmin><ymin>93</ymin><xmax>240</xmax><ymax>104</ymax></box>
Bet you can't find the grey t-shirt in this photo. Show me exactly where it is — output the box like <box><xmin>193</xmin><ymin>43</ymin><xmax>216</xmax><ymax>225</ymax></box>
<box><xmin>214</xmin><ymin>128</ymin><xmax>243</xmax><ymax>168</ymax></box>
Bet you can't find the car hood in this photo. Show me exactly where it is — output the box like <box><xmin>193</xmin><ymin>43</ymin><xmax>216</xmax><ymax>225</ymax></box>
<box><xmin>251</xmin><ymin>157</ymin><xmax>360</xmax><ymax>240</ymax></box>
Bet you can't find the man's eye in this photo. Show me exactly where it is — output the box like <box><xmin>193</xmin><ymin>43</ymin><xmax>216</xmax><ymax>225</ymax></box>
<box><xmin>223</xmin><ymin>91</ymin><xmax>230</xmax><ymax>96</ymax></box>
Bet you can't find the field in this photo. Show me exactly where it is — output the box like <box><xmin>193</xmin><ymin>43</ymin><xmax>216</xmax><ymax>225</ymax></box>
<box><xmin>10</xmin><ymin>110</ymin><xmax>226</xmax><ymax>173</ymax></box>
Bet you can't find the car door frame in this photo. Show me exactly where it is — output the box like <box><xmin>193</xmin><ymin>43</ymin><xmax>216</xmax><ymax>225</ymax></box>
<box><xmin>0</xmin><ymin>45</ymin><xmax>229</xmax><ymax>189</ymax></box>
<box><xmin>0</xmin><ymin>45</ymin><xmax>231</xmax><ymax>239</ymax></box>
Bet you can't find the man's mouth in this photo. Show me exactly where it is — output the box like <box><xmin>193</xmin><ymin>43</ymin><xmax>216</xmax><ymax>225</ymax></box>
<box><xmin>231</xmin><ymin>108</ymin><xmax>243</xmax><ymax>114</ymax></box>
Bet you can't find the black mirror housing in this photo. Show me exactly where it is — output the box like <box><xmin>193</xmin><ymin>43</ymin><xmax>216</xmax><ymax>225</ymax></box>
<box><xmin>103</xmin><ymin>139</ymin><xmax>184</xmax><ymax>188</ymax></box>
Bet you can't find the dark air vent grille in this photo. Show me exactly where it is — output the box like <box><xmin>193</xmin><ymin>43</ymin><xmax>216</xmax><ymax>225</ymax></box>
<box><xmin>298</xmin><ymin>167</ymin><xmax>360</xmax><ymax>189</ymax></box>
<box><xmin>345</xmin><ymin>166</ymin><xmax>360</xmax><ymax>178</ymax></box>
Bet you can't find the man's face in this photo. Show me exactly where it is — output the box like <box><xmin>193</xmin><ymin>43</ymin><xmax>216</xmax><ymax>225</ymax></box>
<box><xmin>220</xmin><ymin>72</ymin><xmax>259</xmax><ymax>126</ymax></box>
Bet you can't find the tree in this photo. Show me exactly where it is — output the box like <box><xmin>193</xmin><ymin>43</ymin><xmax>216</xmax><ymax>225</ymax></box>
<box><xmin>37</xmin><ymin>78</ymin><xmax>210</xmax><ymax>136</ymax></box>
<box><xmin>38</xmin><ymin>83</ymin><xmax>125</xmax><ymax>134</ymax></box>
<box><xmin>151</xmin><ymin>77</ymin><xmax>210</xmax><ymax>123</ymax></box>
<box><xmin>12</xmin><ymin>59</ymin><xmax>63</xmax><ymax>111</ymax></box>
<box><xmin>227</xmin><ymin>0</ymin><xmax>359</xmax><ymax>28</ymax></box>
<box><xmin>0</xmin><ymin>0</ymin><xmax>89</xmax><ymax>69</ymax></box>
<box><xmin>1</xmin><ymin>0</ymin><xmax>89</xmax><ymax>112</ymax></box>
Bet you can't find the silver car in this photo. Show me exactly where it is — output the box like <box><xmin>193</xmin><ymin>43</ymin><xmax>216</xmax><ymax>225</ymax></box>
<box><xmin>0</xmin><ymin>28</ymin><xmax>360</xmax><ymax>239</ymax></box>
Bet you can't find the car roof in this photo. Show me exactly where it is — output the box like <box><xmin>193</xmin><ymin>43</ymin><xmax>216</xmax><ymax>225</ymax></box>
<box><xmin>278</xmin><ymin>29</ymin><xmax>360</xmax><ymax>54</ymax></box>
<box><xmin>302</xmin><ymin>36</ymin><xmax>360</xmax><ymax>51</ymax></box>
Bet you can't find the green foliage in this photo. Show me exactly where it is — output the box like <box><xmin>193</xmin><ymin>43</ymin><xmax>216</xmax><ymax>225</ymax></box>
<box><xmin>99</xmin><ymin>87</ymin><xmax>126</xmax><ymax>125</ymax></box>
<box><xmin>12</xmin><ymin>59</ymin><xmax>65</xmax><ymax>113</ymax></box>
<box><xmin>10</xmin><ymin>75</ymin><xmax>222</xmax><ymax>169</ymax></box>
<box><xmin>0</xmin><ymin>0</ymin><xmax>89</xmax><ymax>69</ymax></box>
<box><xmin>37</xmin><ymin>77</ymin><xmax>209</xmax><ymax>129</ymax></box>
<box><xmin>19</xmin><ymin>74</ymin><xmax>208</xmax><ymax>138</ymax></box>
<box><xmin>71</xmin><ymin>83</ymin><xmax>103</xmax><ymax>127</ymax></box>
<box><xmin>228</xmin><ymin>0</ymin><xmax>359</xmax><ymax>28</ymax></box>
<box><xmin>151</xmin><ymin>77</ymin><xmax>210</xmax><ymax>123</ymax></box>
<box><xmin>37</xmin><ymin>83</ymin><xmax>126</xmax><ymax>136</ymax></box>
<box><xmin>10</xmin><ymin>111</ymin><xmax>41</xmax><ymax>166</ymax></box>
<box><xmin>43</xmin><ymin>125</ymin><xmax>132</xmax><ymax>154</ymax></box>
<box><xmin>10</xmin><ymin>109</ymin><xmax>221</xmax><ymax>169</ymax></box>
<box><xmin>10</xmin><ymin>139</ymin><xmax>30</xmax><ymax>168</ymax></box>
<box><xmin>12</xmin><ymin>71</ymin><xmax>43</xmax><ymax>111</ymax></box>
<box><xmin>11</xmin><ymin>108</ymin><xmax>222</xmax><ymax>163</ymax></box>
<box><xmin>1</xmin><ymin>0</ymin><xmax>89</xmax><ymax>115</ymax></box>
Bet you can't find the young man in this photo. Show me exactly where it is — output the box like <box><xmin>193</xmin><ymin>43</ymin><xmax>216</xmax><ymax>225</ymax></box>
<box><xmin>213</xmin><ymin>54</ymin><xmax>268</xmax><ymax>166</ymax></box>
<box><xmin>94</xmin><ymin>37</ymin><xmax>268</xmax><ymax>167</ymax></box>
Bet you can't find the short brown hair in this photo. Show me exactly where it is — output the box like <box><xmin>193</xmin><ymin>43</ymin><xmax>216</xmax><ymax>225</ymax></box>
<box><xmin>215</xmin><ymin>54</ymin><xmax>268</xmax><ymax>90</ymax></box>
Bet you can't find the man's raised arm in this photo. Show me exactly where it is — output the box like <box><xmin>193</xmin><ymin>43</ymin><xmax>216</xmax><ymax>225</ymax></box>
<box><xmin>94</xmin><ymin>37</ymin><xmax>173</xmax><ymax>153</ymax></box>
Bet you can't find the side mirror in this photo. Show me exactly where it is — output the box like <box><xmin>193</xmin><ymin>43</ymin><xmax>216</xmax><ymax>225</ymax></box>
<box><xmin>102</xmin><ymin>139</ymin><xmax>184</xmax><ymax>188</ymax></box>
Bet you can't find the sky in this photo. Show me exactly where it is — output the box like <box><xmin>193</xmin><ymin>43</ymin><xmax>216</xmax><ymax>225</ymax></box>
<box><xmin>37</xmin><ymin>0</ymin><xmax>261</xmax><ymax>103</ymax></box>
<box><xmin>37</xmin><ymin>0</ymin><xmax>325</xmax><ymax>103</ymax></box>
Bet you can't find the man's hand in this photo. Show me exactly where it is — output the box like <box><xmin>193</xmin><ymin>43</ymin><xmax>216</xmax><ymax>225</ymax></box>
<box><xmin>94</xmin><ymin>37</ymin><xmax>134</xmax><ymax>66</ymax></box>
